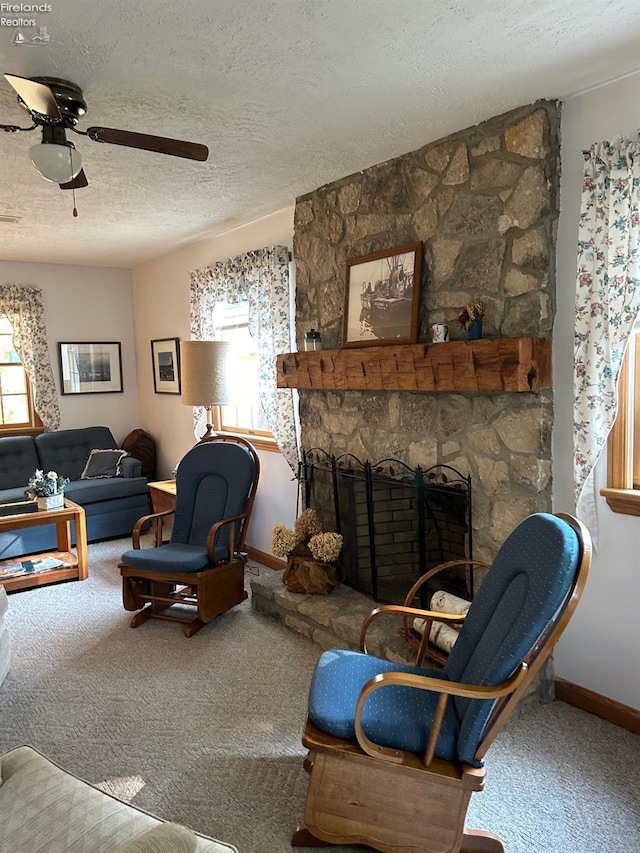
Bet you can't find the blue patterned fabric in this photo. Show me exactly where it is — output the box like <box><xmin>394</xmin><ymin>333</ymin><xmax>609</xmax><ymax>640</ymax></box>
<box><xmin>308</xmin><ymin>649</ymin><xmax>460</xmax><ymax>760</ymax></box>
<box><xmin>120</xmin><ymin>440</ymin><xmax>255</xmax><ymax>573</ymax></box>
<box><xmin>306</xmin><ymin>513</ymin><xmax>580</xmax><ymax>767</ymax></box>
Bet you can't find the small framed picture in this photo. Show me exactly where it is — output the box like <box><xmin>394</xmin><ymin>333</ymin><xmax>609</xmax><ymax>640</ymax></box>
<box><xmin>343</xmin><ymin>242</ymin><xmax>422</xmax><ymax>347</ymax></box>
<box><xmin>59</xmin><ymin>342</ymin><xmax>123</xmax><ymax>395</ymax></box>
<box><xmin>151</xmin><ymin>337</ymin><xmax>181</xmax><ymax>394</ymax></box>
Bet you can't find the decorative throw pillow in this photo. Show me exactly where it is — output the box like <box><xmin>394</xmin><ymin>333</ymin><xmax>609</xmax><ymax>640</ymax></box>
<box><xmin>80</xmin><ymin>448</ymin><xmax>128</xmax><ymax>479</ymax></box>
<box><xmin>116</xmin><ymin>822</ymin><xmax>197</xmax><ymax>853</ymax></box>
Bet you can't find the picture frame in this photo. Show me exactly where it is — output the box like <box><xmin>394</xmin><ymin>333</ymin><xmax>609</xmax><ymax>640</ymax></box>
<box><xmin>342</xmin><ymin>241</ymin><xmax>422</xmax><ymax>348</ymax></box>
<box><xmin>151</xmin><ymin>337</ymin><xmax>181</xmax><ymax>394</ymax></box>
<box><xmin>59</xmin><ymin>342</ymin><xmax>123</xmax><ymax>395</ymax></box>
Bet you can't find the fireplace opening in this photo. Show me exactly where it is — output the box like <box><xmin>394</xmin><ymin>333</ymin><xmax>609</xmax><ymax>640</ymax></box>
<box><xmin>299</xmin><ymin>448</ymin><xmax>473</xmax><ymax>606</ymax></box>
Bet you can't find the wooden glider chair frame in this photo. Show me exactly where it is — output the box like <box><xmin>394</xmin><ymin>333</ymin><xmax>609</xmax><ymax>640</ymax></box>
<box><xmin>292</xmin><ymin>513</ymin><xmax>592</xmax><ymax>853</ymax></box>
<box><xmin>119</xmin><ymin>436</ymin><xmax>260</xmax><ymax>638</ymax></box>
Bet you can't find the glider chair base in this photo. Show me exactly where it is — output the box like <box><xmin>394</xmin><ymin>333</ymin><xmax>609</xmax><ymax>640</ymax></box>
<box><xmin>121</xmin><ymin>560</ymin><xmax>247</xmax><ymax>637</ymax></box>
<box><xmin>291</xmin><ymin>721</ymin><xmax>504</xmax><ymax>853</ymax></box>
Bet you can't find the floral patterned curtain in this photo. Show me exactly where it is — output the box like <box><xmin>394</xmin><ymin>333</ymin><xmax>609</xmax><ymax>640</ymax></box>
<box><xmin>190</xmin><ymin>245</ymin><xmax>299</xmax><ymax>472</ymax></box>
<box><xmin>0</xmin><ymin>284</ymin><xmax>61</xmax><ymax>431</ymax></box>
<box><xmin>573</xmin><ymin>135</ymin><xmax>640</xmax><ymax>519</ymax></box>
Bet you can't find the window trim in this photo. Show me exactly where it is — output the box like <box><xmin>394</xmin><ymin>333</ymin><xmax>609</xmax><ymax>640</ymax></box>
<box><xmin>0</xmin><ymin>321</ymin><xmax>42</xmax><ymax>434</ymax></box>
<box><xmin>601</xmin><ymin>335</ymin><xmax>640</xmax><ymax>515</ymax></box>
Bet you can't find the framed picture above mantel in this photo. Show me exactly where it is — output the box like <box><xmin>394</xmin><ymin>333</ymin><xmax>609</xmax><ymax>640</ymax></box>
<box><xmin>342</xmin><ymin>242</ymin><xmax>422</xmax><ymax>348</ymax></box>
<box><xmin>58</xmin><ymin>342</ymin><xmax>123</xmax><ymax>395</ymax></box>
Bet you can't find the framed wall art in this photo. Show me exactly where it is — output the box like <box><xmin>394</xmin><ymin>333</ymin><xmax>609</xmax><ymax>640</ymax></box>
<box><xmin>151</xmin><ymin>337</ymin><xmax>181</xmax><ymax>394</ymax></box>
<box><xmin>342</xmin><ymin>242</ymin><xmax>422</xmax><ymax>348</ymax></box>
<box><xmin>59</xmin><ymin>342</ymin><xmax>123</xmax><ymax>395</ymax></box>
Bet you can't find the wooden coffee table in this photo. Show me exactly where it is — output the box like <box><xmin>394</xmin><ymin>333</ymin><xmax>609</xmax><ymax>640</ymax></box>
<box><xmin>0</xmin><ymin>498</ymin><xmax>88</xmax><ymax>592</ymax></box>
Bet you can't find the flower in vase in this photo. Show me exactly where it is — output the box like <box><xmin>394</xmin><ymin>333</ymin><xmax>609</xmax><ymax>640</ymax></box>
<box><xmin>26</xmin><ymin>469</ymin><xmax>69</xmax><ymax>498</ymax></box>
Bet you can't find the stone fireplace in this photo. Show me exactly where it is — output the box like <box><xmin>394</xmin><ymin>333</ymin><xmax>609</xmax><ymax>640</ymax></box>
<box><xmin>290</xmin><ymin>100</ymin><xmax>559</xmax><ymax>565</ymax></box>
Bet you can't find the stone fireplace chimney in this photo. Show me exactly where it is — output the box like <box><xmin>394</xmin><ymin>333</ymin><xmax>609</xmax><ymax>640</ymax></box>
<box><xmin>289</xmin><ymin>100</ymin><xmax>559</xmax><ymax>564</ymax></box>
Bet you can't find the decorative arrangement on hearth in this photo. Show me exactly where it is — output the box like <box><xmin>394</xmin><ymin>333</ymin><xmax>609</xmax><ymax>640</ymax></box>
<box><xmin>271</xmin><ymin>508</ymin><xmax>344</xmax><ymax>594</ymax></box>
<box><xmin>26</xmin><ymin>469</ymin><xmax>70</xmax><ymax>511</ymax></box>
<box><xmin>458</xmin><ymin>299</ymin><xmax>485</xmax><ymax>340</ymax></box>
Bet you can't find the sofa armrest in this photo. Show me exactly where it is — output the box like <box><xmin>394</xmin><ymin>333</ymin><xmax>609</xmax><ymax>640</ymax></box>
<box><xmin>120</xmin><ymin>456</ymin><xmax>143</xmax><ymax>478</ymax></box>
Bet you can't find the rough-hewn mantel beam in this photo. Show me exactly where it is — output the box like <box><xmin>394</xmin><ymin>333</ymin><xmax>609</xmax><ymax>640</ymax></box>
<box><xmin>277</xmin><ymin>337</ymin><xmax>551</xmax><ymax>393</ymax></box>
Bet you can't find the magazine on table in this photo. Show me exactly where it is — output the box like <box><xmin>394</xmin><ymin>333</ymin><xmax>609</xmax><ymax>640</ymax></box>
<box><xmin>0</xmin><ymin>557</ymin><xmax>68</xmax><ymax>578</ymax></box>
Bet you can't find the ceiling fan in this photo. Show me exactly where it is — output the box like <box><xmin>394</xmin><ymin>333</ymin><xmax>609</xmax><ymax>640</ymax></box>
<box><xmin>0</xmin><ymin>74</ymin><xmax>209</xmax><ymax>191</ymax></box>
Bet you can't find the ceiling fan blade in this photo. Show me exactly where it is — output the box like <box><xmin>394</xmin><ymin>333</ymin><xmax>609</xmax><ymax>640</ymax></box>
<box><xmin>86</xmin><ymin>126</ymin><xmax>208</xmax><ymax>161</ymax></box>
<box><xmin>60</xmin><ymin>169</ymin><xmax>88</xmax><ymax>190</ymax></box>
<box><xmin>4</xmin><ymin>74</ymin><xmax>61</xmax><ymax>120</ymax></box>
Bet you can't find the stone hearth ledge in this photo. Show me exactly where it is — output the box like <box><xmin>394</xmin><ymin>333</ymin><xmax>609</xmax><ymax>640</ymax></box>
<box><xmin>250</xmin><ymin>567</ymin><xmax>555</xmax><ymax>705</ymax></box>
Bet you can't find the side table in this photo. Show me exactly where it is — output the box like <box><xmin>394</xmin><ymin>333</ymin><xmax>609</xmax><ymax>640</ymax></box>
<box><xmin>147</xmin><ymin>480</ymin><xmax>177</xmax><ymax>545</ymax></box>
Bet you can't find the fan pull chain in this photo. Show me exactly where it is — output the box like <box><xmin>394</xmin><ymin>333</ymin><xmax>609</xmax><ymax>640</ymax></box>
<box><xmin>68</xmin><ymin>146</ymin><xmax>79</xmax><ymax>216</ymax></box>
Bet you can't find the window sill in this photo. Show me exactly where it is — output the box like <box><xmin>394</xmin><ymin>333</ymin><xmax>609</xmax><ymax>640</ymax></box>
<box><xmin>0</xmin><ymin>426</ymin><xmax>44</xmax><ymax>438</ymax></box>
<box><xmin>215</xmin><ymin>431</ymin><xmax>281</xmax><ymax>454</ymax></box>
<box><xmin>600</xmin><ymin>487</ymin><xmax>640</xmax><ymax>516</ymax></box>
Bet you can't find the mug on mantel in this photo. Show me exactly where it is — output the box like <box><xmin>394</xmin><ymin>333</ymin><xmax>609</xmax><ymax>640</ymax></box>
<box><xmin>431</xmin><ymin>323</ymin><xmax>449</xmax><ymax>343</ymax></box>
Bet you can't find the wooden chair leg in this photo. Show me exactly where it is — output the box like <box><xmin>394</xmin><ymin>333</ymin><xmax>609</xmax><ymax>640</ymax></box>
<box><xmin>130</xmin><ymin>605</ymin><xmax>153</xmax><ymax>628</ymax></box>
<box><xmin>291</xmin><ymin>826</ymin><xmax>329</xmax><ymax>848</ymax></box>
<box><xmin>461</xmin><ymin>830</ymin><xmax>504</xmax><ymax>853</ymax></box>
<box><xmin>183</xmin><ymin>618</ymin><xmax>205</xmax><ymax>638</ymax></box>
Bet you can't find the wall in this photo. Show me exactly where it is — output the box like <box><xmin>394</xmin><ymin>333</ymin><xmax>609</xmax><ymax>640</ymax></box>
<box><xmin>129</xmin><ymin>206</ymin><xmax>299</xmax><ymax>554</ymax></box>
<box><xmin>0</xmin><ymin>260</ymin><xmax>140</xmax><ymax>442</ymax></box>
<box><xmin>294</xmin><ymin>102</ymin><xmax>560</xmax><ymax>563</ymax></box>
<box><xmin>553</xmin><ymin>70</ymin><xmax>640</xmax><ymax>710</ymax></box>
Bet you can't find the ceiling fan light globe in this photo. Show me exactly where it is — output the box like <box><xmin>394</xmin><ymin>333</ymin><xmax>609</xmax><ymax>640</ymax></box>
<box><xmin>28</xmin><ymin>142</ymin><xmax>83</xmax><ymax>183</ymax></box>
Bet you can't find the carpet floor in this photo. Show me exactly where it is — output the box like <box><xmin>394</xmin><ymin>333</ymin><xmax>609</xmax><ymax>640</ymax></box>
<box><xmin>0</xmin><ymin>537</ymin><xmax>638</xmax><ymax>853</ymax></box>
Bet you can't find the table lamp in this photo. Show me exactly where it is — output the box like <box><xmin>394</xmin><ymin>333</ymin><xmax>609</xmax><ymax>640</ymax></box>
<box><xmin>180</xmin><ymin>340</ymin><xmax>232</xmax><ymax>441</ymax></box>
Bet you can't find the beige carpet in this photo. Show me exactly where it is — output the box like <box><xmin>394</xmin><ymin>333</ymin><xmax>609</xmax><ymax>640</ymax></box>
<box><xmin>0</xmin><ymin>537</ymin><xmax>638</xmax><ymax>853</ymax></box>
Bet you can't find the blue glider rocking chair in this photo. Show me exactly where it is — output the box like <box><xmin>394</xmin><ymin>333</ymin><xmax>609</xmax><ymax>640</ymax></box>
<box><xmin>292</xmin><ymin>512</ymin><xmax>592</xmax><ymax>853</ymax></box>
<box><xmin>119</xmin><ymin>436</ymin><xmax>259</xmax><ymax>637</ymax></box>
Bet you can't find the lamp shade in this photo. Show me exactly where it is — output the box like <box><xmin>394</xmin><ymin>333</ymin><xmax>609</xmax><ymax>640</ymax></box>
<box><xmin>29</xmin><ymin>142</ymin><xmax>83</xmax><ymax>183</ymax></box>
<box><xmin>180</xmin><ymin>340</ymin><xmax>232</xmax><ymax>407</ymax></box>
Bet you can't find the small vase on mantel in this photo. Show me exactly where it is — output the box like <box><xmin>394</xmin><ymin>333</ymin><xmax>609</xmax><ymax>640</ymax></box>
<box><xmin>466</xmin><ymin>320</ymin><xmax>483</xmax><ymax>341</ymax></box>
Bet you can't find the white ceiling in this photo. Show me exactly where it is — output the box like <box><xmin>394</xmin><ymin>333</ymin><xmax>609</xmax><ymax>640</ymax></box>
<box><xmin>0</xmin><ymin>0</ymin><xmax>639</xmax><ymax>269</ymax></box>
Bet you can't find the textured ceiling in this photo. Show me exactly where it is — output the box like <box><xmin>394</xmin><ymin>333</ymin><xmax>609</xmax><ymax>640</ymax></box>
<box><xmin>0</xmin><ymin>0</ymin><xmax>639</xmax><ymax>268</ymax></box>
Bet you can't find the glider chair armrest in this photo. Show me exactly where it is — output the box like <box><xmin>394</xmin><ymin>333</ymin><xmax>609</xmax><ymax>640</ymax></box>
<box><xmin>206</xmin><ymin>510</ymin><xmax>250</xmax><ymax>565</ymax></box>
<box><xmin>360</xmin><ymin>604</ymin><xmax>466</xmax><ymax>656</ymax></box>
<box><xmin>354</xmin><ymin>663</ymin><xmax>529</xmax><ymax>768</ymax></box>
<box><xmin>131</xmin><ymin>509</ymin><xmax>175</xmax><ymax>549</ymax></box>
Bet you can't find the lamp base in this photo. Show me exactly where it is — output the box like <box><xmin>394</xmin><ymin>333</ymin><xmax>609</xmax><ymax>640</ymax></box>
<box><xmin>199</xmin><ymin>422</ymin><xmax>219</xmax><ymax>442</ymax></box>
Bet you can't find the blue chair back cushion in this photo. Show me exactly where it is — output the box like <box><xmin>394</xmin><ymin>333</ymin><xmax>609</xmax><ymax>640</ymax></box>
<box><xmin>307</xmin><ymin>513</ymin><xmax>579</xmax><ymax>767</ymax></box>
<box><xmin>171</xmin><ymin>441</ymin><xmax>255</xmax><ymax>549</ymax></box>
<box><xmin>445</xmin><ymin>513</ymin><xmax>579</xmax><ymax>764</ymax></box>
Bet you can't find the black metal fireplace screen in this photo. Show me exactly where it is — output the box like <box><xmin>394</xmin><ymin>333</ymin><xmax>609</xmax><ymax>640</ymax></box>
<box><xmin>299</xmin><ymin>448</ymin><xmax>473</xmax><ymax>606</ymax></box>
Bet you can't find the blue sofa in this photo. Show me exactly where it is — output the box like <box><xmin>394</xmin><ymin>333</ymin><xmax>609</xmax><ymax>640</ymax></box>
<box><xmin>0</xmin><ymin>426</ymin><xmax>150</xmax><ymax>559</ymax></box>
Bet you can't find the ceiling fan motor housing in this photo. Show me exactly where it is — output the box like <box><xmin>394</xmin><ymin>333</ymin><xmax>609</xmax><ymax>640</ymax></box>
<box><xmin>25</xmin><ymin>77</ymin><xmax>87</xmax><ymax>126</ymax></box>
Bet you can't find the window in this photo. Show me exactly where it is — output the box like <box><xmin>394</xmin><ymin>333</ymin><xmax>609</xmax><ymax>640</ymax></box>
<box><xmin>602</xmin><ymin>321</ymin><xmax>640</xmax><ymax>515</ymax></box>
<box><xmin>211</xmin><ymin>301</ymin><xmax>276</xmax><ymax>449</ymax></box>
<box><xmin>0</xmin><ymin>316</ymin><xmax>40</xmax><ymax>433</ymax></box>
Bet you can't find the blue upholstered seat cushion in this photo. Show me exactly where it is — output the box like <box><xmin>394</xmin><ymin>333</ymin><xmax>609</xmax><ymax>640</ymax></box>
<box><xmin>308</xmin><ymin>648</ymin><xmax>461</xmax><ymax>761</ymax></box>
<box><xmin>120</xmin><ymin>542</ymin><xmax>230</xmax><ymax>572</ymax></box>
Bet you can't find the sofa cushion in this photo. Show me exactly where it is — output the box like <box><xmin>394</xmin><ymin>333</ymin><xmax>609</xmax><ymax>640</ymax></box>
<box><xmin>81</xmin><ymin>449</ymin><xmax>128</xmax><ymax>479</ymax></box>
<box><xmin>0</xmin><ymin>436</ymin><xmax>40</xmax><ymax>490</ymax></box>
<box><xmin>35</xmin><ymin>427</ymin><xmax>117</xmax><ymax>481</ymax></box>
<box><xmin>117</xmin><ymin>823</ymin><xmax>197</xmax><ymax>853</ymax></box>
<box><xmin>66</xmin><ymin>476</ymin><xmax>148</xmax><ymax>505</ymax></box>
<box><xmin>0</xmin><ymin>746</ymin><xmax>236</xmax><ymax>852</ymax></box>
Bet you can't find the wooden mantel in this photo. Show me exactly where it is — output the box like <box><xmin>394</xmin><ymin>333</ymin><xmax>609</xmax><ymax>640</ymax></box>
<box><xmin>277</xmin><ymin>337</ymin><xmax>551</xmax><ymax>393</ymax></box>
